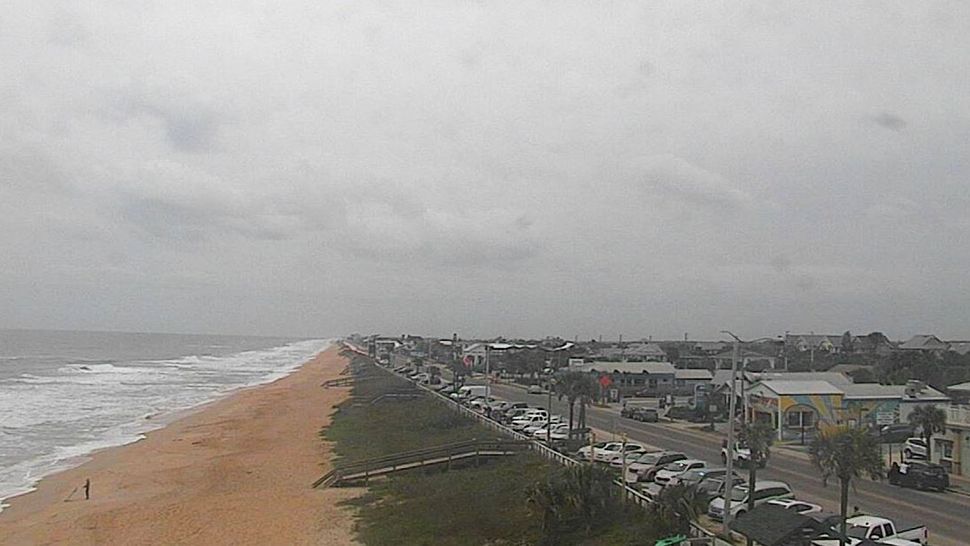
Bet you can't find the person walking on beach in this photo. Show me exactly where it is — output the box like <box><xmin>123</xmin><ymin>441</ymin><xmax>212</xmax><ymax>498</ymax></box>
<box><xmin>83</xmin><ymin>479</ymin><xmax>90</xmax><ymax>500</ymax></box>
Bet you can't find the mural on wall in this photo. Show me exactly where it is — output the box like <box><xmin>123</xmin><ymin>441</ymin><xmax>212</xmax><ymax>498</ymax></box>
<box><xmin>780</xmin><ymin>394</ymin><xmax>844</xmax><ymax>430</ymax></box>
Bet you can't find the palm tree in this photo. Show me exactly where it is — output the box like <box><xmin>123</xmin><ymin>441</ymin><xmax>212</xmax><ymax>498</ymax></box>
<box><xmin>810</xmin><ymin>427</ymin><xmax>884</xmax><ymax>546</ymax></box>
<box><xmin>738</xmin><ymin>421</ymin><xmax>774</xmax><ymax>545</ymax></box>
<box><xmin>652</xmin><ymin>483</ymin><xmax>707</xmax><ymax>535</ymax></box>
<box><xmin>908</xmin><ymin>405</ymin><xmax>946</xmax><ymax>461</ymax></box>
<box><xmin>526</xmin><ymin>464</ymin><xmax>617</xmax><ymax>541</ymax></box>
<box><xmin>555</xmin><ymin>372</ymin><xmax>597</xmax><ymax>432</ymax></box>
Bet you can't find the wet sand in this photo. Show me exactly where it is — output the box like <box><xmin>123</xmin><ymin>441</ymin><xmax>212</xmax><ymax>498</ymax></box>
<box><xmin>0</xmin><ymin>345</ymin><xmax>359</xmax><ymax>545</ymax></box>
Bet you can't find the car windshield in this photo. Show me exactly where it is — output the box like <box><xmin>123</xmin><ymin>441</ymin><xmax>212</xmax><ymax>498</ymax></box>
<box><xmin>846</xmin><ymin>526</ymin><xmax>869</xmax><ymax>539</ymax></box>
<box><xmin>911</xmin><ymin>439</ymin><xmax>926</xmax><ymax>446</ymax></box>
<box><xmin>729</xmin><ymin>486</ymin><xmax>749</xmax><ymax>502</ymax></box>
<box><xmin>681</xmin><ymin>470</ymin><xmax>703</xmax><ymax>481</ymax></box>
<box><xmin>637</xmin><ymin>453</ymin><xmax>661</xmax><ymax>464</ymax></box>
<box><xmin>665</xmin><ymin>461</ymin><xmax>690</xmax><ymax>472</ymax></box>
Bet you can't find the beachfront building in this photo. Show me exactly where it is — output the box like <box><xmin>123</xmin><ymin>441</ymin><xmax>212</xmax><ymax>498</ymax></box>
<box><xmin>746</xmin><ymin>377</ymin><xmax>950</xmax><ymax>442</ymax></box>
<box><xmin>568</xmin><ymin>361</ymin><xmax>676</xmax><ymax>397</ymax></box>
<box><xmin>939</xmin><ymin>405</ymin><xmax>970</xmax><ymax>477</ymax></box>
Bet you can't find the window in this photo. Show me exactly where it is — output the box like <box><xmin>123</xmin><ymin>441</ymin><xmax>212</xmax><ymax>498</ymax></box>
<box><xmin>937</xmin><ymin>439</ymin><xmax>954</xmax><ymax>460</ymax></box>
<box><xmin>786</xmin><ymin>410</ymin><xmax>815</xmax><ymax>428</ymax></box>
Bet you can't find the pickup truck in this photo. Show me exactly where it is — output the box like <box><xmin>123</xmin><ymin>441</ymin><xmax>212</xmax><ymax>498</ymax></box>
<box><xmin>812</xmin><ymin>515</ymin><xmax>928</xmax><ymax>546</ymax></box>
<box><xmin>720</xmin><ymin>441</ymin><xmax>766</xmax><ymax>468</ymax></box>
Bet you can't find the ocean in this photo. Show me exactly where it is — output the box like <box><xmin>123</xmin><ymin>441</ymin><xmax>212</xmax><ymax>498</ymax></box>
<box><xmin>0</xmin><ymin>329</ymin><xmax>332</xmax><ymax>510</ymax></box>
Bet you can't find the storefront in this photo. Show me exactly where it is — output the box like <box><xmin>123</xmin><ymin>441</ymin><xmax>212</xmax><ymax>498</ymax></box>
<box><xmin>746</xmin><ymin>380</ymin><xmax>845</xmax><ymax>441</ymax></box>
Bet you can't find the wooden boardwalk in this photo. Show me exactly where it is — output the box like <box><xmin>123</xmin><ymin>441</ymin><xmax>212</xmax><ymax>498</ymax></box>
<box><xmin>313</xmin><ymin>439</ymin><xmax>528</xmax><ymax>488</ymax></box>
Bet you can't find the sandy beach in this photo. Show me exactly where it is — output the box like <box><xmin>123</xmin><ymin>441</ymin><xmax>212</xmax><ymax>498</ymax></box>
<box><xmin>0</xmin><ymin>345</ymin><xmax>359</xmax><ymax>546</ymax></box>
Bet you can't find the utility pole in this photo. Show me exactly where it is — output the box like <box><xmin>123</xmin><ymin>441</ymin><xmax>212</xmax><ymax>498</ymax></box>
<box><xmin>485</xmin><ymin>344</ymin><xmax>491</xmax><ymax>402</ymax></box>
<box><xmin>720</xmin><ymin>330</ymin><xmax>743</xmax><ymax>537</ymax></box>
<box><xmin>810</xmin><ymin>330</ymin><xmax>815</xmax><ymax>372</ymax></box>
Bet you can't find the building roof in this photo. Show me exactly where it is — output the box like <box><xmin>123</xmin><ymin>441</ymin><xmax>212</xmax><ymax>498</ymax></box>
<box><xmin>571</xmin><ymin>361</ymin><xmax>676</xmax><ymax>375</ymax></box>
<box><xmin>748</xmin><ymin>371</ymin><xmax>853</xmax><ymax>385</ymax></box>
<box><xmin>674</xmin><ymin>369</ymin><xmax>713</xmax><ymax>380</ymax></box>
<box><xmin>948</xmin><ymin>342</ymin><xmax>970</xmax><ymax>356</ymax></box>
<box><xmin>947</xmin><ymin>381</ymin><xmax>970</xmax><ymax>393</ymax></box>
<box><xmin>899</xmin><ymin>334</ymin><xmax>948</xmax><ymax>350</ymax></box>
<box><xmin>755</xmin><ymin>380</ymin><xmax>844</xmax><ymax>396</ymax></box>
<box><xmin>712</xmin><ymin>348</ymin><xmax>775</xmax><ymax>360</ymax></box>
<box><xmin>594</xmin><ymin>342</ymin><xmax>667</xmax><ymax>359</ymax></box>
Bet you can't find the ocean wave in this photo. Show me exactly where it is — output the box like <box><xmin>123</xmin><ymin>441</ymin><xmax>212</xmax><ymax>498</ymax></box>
<box><xmin>0</xmin><ymin>337</ymin><xmax>333</xmax><ymax>510</ymax></box>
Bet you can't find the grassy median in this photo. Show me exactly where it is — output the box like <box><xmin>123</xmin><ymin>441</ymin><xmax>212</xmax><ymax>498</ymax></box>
<box><xmin>324</xmin><ymin>358</ymin><xmax>671</xmax><ymax>546</ymax></box>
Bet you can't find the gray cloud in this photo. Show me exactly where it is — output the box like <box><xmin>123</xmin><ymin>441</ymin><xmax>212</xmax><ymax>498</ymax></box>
<box><xmin>2</xmin><ymin>1</ymin><xmax>969</xmax><ymax>339</ymax></box>
<box><xmin>867</xmin><ymin>111</ymin><xmax>908</xmax><ymax>131</ymax></box>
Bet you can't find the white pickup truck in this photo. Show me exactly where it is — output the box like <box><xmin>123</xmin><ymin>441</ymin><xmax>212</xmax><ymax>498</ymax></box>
<box><xmin>812</xmin><ymin>515</ymin><xmax>928</xmax><ymax>546</ymax></box>
<box><xmin>720</xmin><ymin>441</ymin><xmax>766</xmax><ymax>468</ymax></box>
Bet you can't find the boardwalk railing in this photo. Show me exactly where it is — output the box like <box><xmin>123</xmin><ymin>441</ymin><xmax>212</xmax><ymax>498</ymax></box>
<box><xmin>313</xmin><ymin>438</ymin><xmax>529</xmax><ymax>488</ymax></box>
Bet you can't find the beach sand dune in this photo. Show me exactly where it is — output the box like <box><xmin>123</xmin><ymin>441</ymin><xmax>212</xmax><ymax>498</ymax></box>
<box><xmin>0</xmin><ymin>345</ymin><xmax>359</xmax><ymax>545</ymax></box>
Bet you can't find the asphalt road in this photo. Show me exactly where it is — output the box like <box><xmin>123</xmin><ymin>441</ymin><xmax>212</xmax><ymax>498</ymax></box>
<box><xmin>487</xmin><ymin>382</ymin><xmax>970</xmax><ymax>546</ymax></box>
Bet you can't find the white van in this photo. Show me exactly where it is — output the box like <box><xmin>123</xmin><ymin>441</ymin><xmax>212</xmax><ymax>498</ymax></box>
<box><xmin>707</xmin><ymin>480</ymin><xmax>793</xmax><ymax>520</ymax></box>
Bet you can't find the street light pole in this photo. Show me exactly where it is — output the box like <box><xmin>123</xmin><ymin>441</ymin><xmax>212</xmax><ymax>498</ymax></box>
<box><xmin>720</xmin><ymin>330</ymin><xmax>743</xmax><ymax>537</ymax></box>
<box><xmin>485</xmin><ymin>345</ymin><xmax>491</xmax><ymax>403</ymax></box>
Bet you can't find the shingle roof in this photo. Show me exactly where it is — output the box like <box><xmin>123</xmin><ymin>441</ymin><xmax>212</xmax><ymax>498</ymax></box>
<box><xmin>674</xmin><ymin>369</ymin><xmax>713</xmax><ymax>380</ymax></box>
<box><xmin>756</xmin><ymin>380</ymin><xmax>844</xmax><ymax>395</ymax></box>
<box><xmin>571</xmin><ymin>361</ymin><xmax>675</xmax><ymax>375</ymax></box>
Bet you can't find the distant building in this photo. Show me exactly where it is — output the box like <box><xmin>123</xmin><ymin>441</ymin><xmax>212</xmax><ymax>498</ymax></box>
<box><xmin>568</xmin><ymin>361</ymin><xmax>676</xmax><ymax>397</ymax></box>
<box><xmin>592</xmin><ymin>342</ymin><xmax>667</xmax><ymax>362</ymax></box>
<box><xmin>898</xmin><ymin>334</ymin><xmax>949</xmax><ymax>353</ymax></box>
<box><xmin>711</xmin><ymin>348</ymin><xmax>777</xmax><ymax>370</ymax></box>
<box><xmin>673</xmin><ymin>368</ymin><xmax>713</xmax><ymax>396</ymax></box>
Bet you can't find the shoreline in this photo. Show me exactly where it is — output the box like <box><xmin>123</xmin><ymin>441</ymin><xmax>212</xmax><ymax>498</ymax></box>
<box><xmin>0</xmin><ymin>344</ymin><xmax>360</xmax><ymax>545</ymax></box>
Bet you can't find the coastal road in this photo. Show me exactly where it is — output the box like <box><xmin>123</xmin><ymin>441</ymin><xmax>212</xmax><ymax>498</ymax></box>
<box><xmin>487</xmin><ymin>382</ymin><xmax>970</xmax><ymax>546</ymax></box>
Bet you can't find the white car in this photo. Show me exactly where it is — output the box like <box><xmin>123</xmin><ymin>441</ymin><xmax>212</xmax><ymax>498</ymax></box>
<box><xmin>532</xmin><ymin>423</ymin><xmax>569</xmax><ymax>439</ymax></box>
<box><xmin>767</xmin><ymin>498</ymin><xmax>823</xmax><ymax>515</ymax></box>
<box><xmin>577</xmin><ymin>442</ymin><xmax>611</xmax><ymax>461</ymax></box>
<box><xmin>602</xmin><ymin>443</ymin><xmax>649</xmax><ymax>464</ymax></box>
<box><xmin>522</xmin><ymin>416</ymin><xmax>562</xmax><ymax>435</ymax></box>
<box><xmin>654</xmin><ymin>459</ymin><xmax>708</xmax><ymax>487</ymax></box>
<box><xmin>903</xmin><ymin>437</ymin><xmax>928</xmax><ymax>460</ymax></box>
<box><xmin>707</xmin><ymin>480</ymin><xmax>794</xmax><ymax>520</ymax></box>
<box><xmin>609</xmin><ymin>451</ymin><xmax>645</xmax><ymax>469</ymax></box>
<box><xmin>511</xmin><ymin>414</ymin><xmax>547</xmax><ymax>430</ymax></box>
<box><xmin>592</xmin><ymin>442</ymin><xmax>647</xmax><ymax>463</ymax></box>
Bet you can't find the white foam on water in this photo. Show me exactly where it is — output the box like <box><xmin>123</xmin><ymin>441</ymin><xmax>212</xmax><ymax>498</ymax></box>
<box><xmin>0</xmin><ymin>337</ymin><xmax>333</xmax><ymax>511</ymax></box>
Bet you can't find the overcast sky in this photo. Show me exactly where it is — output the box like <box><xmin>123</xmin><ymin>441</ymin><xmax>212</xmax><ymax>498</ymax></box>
<box><xmin>2</xmin><ymin>2</ymin><xmax>969</xmax><ymax>341</ymax></box>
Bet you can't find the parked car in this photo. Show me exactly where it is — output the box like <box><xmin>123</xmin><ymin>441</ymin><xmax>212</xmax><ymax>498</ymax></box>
<box><xmin>533</xmin><ymin>423</ymin><xmax>569</xmax><ymax>439</ymax></box>
<box><xmin>696</xmin><ymin>474</ymin><xmax>745</xmax><ymax>500</ymax></box>
<box><xmin>707</xmin><ymin>480</ymin><xmax>794</xmax><ymax>520</ymax></box>
<box><xmin>527</xmin><ymin>384</ymin><xmax>546</xmax><ymax>394</ymax></box>
<box><xmin>903</xmin><ymin>438</ymin><xmax>928</xmax><ymax>460</ymax></box>
<box><xmin>577</xmin><ymin>442</ymin><xmax>609</xmax><ymax>461</ymax></box>
<box><xmin>654</xmin><ymin>459</ymin><xmax>708</xmax><ymax>487</ymax></box>
<box><xmin>812</xmin><ymin>515</ymin><xmax>928</xmax><ymax>546</ymax></box>
<box><xmin>601</xmin><ymin>443</ymin><xmax>649</xmax><ymax>464</ymax></box>
<box><xmin>674</xmin><ymin>467</ymin><xmax>724</xmax><ymax>488</ymax></box>
<box><xmin>889</xmin><ymin>461</ymin><xmax>949</xmax><ymax>492</ymax></box>
<box><xmin>625</xmin><ymin>451</ymin><xmax>687</xmax><ymax>484</ymax></box>
<box><xmin>590</xmin><ymin>442</ymin><xmax>626</xmax><ymax>463</ymax></box>
<box><xmin>767</xmin><ymin>498</ymin><xmax>823</xmax><ymax>515</ymax></box>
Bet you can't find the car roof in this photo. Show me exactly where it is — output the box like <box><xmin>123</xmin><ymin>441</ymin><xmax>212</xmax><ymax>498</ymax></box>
<box><xmin>847</xmin><ymin>515</ymin><xmax>891</xmax><ymax>526</ymax></box>
<box><xmin>673</xmin><ymin>458</ymin><xmax>706</xmax><ymax>466</ymax></box>
<box><xmin>739</xmin><ymin>480</ymin><xmax>790</xmax><ymax>490</ymax></box>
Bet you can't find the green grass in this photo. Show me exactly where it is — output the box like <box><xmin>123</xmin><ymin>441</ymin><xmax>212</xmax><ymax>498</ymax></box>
<box><xmin>324</xmin><ymin>359</ymin><xmax>667</xmax><ymax>546</ymax></box>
